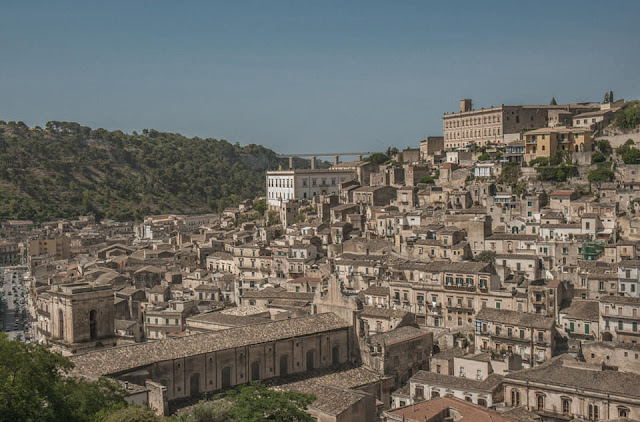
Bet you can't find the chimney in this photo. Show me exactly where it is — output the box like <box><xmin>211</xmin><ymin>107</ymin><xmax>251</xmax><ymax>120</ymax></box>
<box><xmin>460</xmin><ymin>99</ymin><xmax>472</xmax><ymax>113</ymax></box>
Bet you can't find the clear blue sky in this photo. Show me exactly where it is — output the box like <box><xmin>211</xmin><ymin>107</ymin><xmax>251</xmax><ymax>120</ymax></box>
<box><xmin>1</xmin><ymin>1</ymin><xmax>639</xmax><ymax>153</ymax></box>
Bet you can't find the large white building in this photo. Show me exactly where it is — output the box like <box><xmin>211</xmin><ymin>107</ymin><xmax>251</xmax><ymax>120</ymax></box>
<box><xmin>266</xmin><ymin>169</ymin><xmax>356</xmax><ymax>206</ymax></box>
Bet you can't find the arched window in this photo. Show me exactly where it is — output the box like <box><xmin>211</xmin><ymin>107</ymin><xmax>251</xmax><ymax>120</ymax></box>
<box><xmin>280</xmin><ymin>355</ymin><xmax>289</xmax><ymax>376</ymax></box>
<box><xmin>618</xmin><ymin>407</ymin><xmax>629</xmax><ymax>418</ymax></box>
<box><xmin>251</xmin><ymin>361</ymin><xmax>260</xmax><ymax>381</ymax></box>
<box><xmin>306</xmin><ymin>350</ymin><xmax>315</xmax><ymax>371</ymax></box>
<box><xmin>89</xmin><ymin>309</ymin><xmax>98</xmax><ymax>340</ymax></box>
<box><xmin>511</xmin><ymin>389</ymin><xmax>520</xmax><ymax>406</ymax></box>
<box><xmin>221</xmin><ymin>366</ymin><xmax>232</xmax><ymax>389</ymax></box>
<box><xmin>332</xmin><ymin>345</ymin><xmax>340</xmax><ymax>365</ymax></box>
<box><xmin>536</xmin><ymin>394</ymin><xmax>545</xmax><ymax>411</ymax></box>
<box><xmin>562</xmin><ymin>398</ymin><xmax>571</xmax><ymax>416</ymax></box>
<box><xmin>58</xmin><ymin>309</ymin><xmax>64</xmax><ymax>339</ymax></box>
<box><xmin>189</xmin><ymin>373</ymin><xmax>200</xmax><ymax>395</ymax></box>
<box><xmin>588</xmin><ymin>403</ymin><xmax>599</xmax><ymax>420</ymax></box>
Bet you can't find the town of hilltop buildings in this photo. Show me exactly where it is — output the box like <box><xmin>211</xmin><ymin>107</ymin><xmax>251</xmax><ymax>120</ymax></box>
<box><xmin>3</xmin><ymin>97</ymin><xmax>640</xmax><ymax>422</ymax></box>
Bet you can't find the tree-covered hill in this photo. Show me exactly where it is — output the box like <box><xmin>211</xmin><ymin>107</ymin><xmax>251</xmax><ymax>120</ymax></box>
<box><xmin>0</xmin><ymin>120</ymin><xmax>295</xmax><ymax>222</ymax></box>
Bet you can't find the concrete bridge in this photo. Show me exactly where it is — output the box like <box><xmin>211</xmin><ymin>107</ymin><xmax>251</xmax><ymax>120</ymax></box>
<box><xmin>276</xmin><ymin>151</ymin><xmax>378</xmax><ymax>169</ymax></box>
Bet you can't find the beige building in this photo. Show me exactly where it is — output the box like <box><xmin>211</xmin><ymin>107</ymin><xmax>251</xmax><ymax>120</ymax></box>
<box><xmin>600</xmin><ymin>296</ymin><xmax>640</xmax><ymax>343</ymax></box>
<box><xmin>28</xmin><ymin>235</ymin><xmax>71</xmax><ymax>260</ymax></box>
<box><xmin>37</xmin><ymin>283</ymin><xmax>115</xmax><ymax>355</ymax></box>
<box><xmin>419</xmin><ymin>136</ymin><xmax>444</xmax><ymax>159</ymax></box>
<box><xmin>443</xmin><ymin>99</ymin><xmax>595</xmax><ymax>149</ymax></box>
<box><xmin>503</xmin><ymin>355</ymin><xmax>640</xmax><ymax>420</ymax></box>
<box><xmin>475</xmin><ymin>308</ymin><xmax>555</xmax><ymax>367</ymax></box>
<box><xmin>524</xmin><ymin>127</ymin><xmax>593</xmax><ymax>161</ymax></box>
<box><xmin>71</xmin><ymin>313</ymin><xmax>352</xmax><ymax>410</ymax></box>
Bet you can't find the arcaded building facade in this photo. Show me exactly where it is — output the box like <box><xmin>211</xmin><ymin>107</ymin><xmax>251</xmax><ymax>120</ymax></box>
<box><xmin>71</xmin><ymin>313</ymin><xmax>352</xmax><ymax>403</ymax></box>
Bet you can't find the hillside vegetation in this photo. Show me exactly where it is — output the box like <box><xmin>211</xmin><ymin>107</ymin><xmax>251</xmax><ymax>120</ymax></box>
<box><xmin>0</xmin><ymin>121</ymin><xmax>291</xmax><ymax>222</ymax></box>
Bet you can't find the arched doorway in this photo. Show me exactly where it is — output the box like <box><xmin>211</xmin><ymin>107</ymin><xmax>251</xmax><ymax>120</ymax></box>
<box><xmin>306</xmin><ymin>350</ymin><xmax>315</xmax><ymax>371</ymax></box>
<box><xmin>190</xmin><ymin>373</ymin><xmax>200</xmax><ymax>396</ymax></box>
<box><xmin>89</xmin><ymin>309</ymin><xmax>98</xmax><ymax>340</ymax></box>
<box><xmin>221</xmin><ymin>366</ymin><xmax>232</xmax><ymax>389</ymax></box>
<box><xmin>332</xmin><ymin>345</ymin><xmax>340</xmax><ymax>365</ymax></box>
<box><xmin>280</xmin><ymin>355</ymin><xmax>289</xmax><ymax>376</ymax></box>
<box><xmin>251</xmin><ymin>361</ymin><xmax>260</xmax><ymax>381</ymax></box>
<box><xmin>58</xmin><ymin>310</ymin><xmax>64</xmax><ymax>339</ymax></box>
<box><xmin>602</xmin><ymin>331</ymin><xmax>613</xmax><ymax>342</ymax></box>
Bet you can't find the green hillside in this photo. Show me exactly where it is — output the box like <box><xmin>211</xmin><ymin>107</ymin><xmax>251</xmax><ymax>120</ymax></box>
<box><xmin>0</xmin><ymin>120</ymin><xmax>294</xmax><ymax>222</ymax></box>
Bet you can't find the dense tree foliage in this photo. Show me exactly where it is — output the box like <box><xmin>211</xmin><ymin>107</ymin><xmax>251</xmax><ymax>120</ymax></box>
<box><xmin>176</xmin><ymin>383</ymin><xmax>315</xmax><ymax>422</ymax></box>
<box><xmin>591</xmin><ymin>152</ymin><xmax>606</xmax><ymax>164</ymax></box>
<box><xmin>536</xmin><ymin>164</ymin><xmax>578</xmax><ymax>182</ymax></box>
<box><xmin>101</xmin><ymin>406</ymin><xmax>168</xmax><ymax>422</ymax></box>
<box><xmin>617</xmin><ymin>140</ymin><xmax>640</xmax><ymax>164</ymax></box>
<box><xmin>588</xmin><ymin>166</ymin><xmax>615</xmax><ymax>185</ymax></box>
<box><xmin>225</xmin><ymin>383</ymin><xmax>315</xmax><ymax>422</ymax></box>
<box><xmin>498</xmin><ymin>162</ymin><xmax>521</xmax><ymax>187</ymax></box>
<box><xmin>529</xmin><ymin>157</ymin><xmax>549</xmax><ymax>167</ymax></box>
<box><xmin>364</xmin><ymin>152</ymin><xmax>390</xmax><ymax>165</ymax></box>
<box><xmin>253</xmin><ymin>199</ymin><xmax>267</xmax><ymax>215</ymax></box>
<box><xmin>596</xmin><ymin>139</ymin><xmax>612</xmax><ymax>155</ymax></box>
<box><xmin>174</xmin><ymin>400</ymin><xmax>230</xmax><ymax>422</ymax></box>
<box><xmin>614</xmin><ymin>101</ymin><xmax>640</xmax><ymax>129</ymax></box>
<box><xmin>474</xmin><ymin>251</ymin><xmax>496</xmax><ymax>264</ymax></box>
<box><xmin>0</xmin><ymin>121</ymin><xmax>291</xmax><ymax>222</ymax></box>
<box><xmin>0</xmin><ymin>333</ymin><xmax>127</xmax><ymax>421</ymax></box>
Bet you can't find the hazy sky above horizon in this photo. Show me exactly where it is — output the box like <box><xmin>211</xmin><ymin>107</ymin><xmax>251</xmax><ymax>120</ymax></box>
<box><xmin>1</xmin><ymin>1</ymin><xmax>639</xmax><ymax>153</ymax></box>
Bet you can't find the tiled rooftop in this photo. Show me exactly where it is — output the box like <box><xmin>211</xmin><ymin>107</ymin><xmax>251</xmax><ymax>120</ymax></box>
<box><xmin>72</xmin><ymin>313</ymin><xmax>349</xmax><ymax>377</ymax></box>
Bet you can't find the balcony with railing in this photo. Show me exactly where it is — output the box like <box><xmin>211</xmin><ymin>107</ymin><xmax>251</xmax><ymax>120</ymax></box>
<box><xmin>615</xmin><ymin>327</ymin><xmax>640</xmax><ymax>336</ymax></box>
<box><xmin>491</xmin><ymin>333</ymin><xmax>531</xmax><ymax>344</ymax></box>
<box><xmin>444</xmin><ymin>284</ymin><xmax>476</xmax><ymax>292</ymax></box>
<box><xmin>426</xmin><ymin>303</ymin><xmax>443</xmax><ymax>315</ymax></box>
<box><xmin>448</xmin><ymin>304</ymin><xmax>474</xmax><ymax>314</ymax></box>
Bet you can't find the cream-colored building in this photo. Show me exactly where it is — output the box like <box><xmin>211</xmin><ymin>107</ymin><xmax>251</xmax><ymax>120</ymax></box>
<box><xmin>266</xmin><ymin>169</ymin><xmax>356</xmax><ymax>206</ymax></box>
<box><xmin>442</xmin><ymin>99</ymin><xmax>596</xmax><ymax>149</ymax></box>
<box><xmin>504</xmin><ymin>355</ymin><xmax>640</xmax><ymax>420</ymax></box>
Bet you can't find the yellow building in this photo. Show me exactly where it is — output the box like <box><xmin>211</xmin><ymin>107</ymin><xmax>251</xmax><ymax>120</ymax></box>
<box><xmin>524</xmin><ymin>127</ymin><xmax>592</xmax><ymax>161</ymax></box>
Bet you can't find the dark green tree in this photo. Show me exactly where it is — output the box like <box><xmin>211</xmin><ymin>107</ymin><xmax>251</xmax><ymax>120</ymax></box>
<box><xmin>364</xmin><ymin>152</ymin><xmax>390</xmax><ymax>165</ymax></box>
<box><xmin>253</xmin><ymin>199</ymin><xmax>267</xmax><ymax>215</ymax></box>
<box><xmin>174</xmin><ymin>400</ymin><xmax>230</xmax><ymax>422</ymax></box>
<box><xmin>610</xmin><ymin>90</ymin><xmax>614</xmax><ymax>103</ymax></box>
<box><xmin>474</xmin><ymin>251</ymin><xmax>496</xmax><ymax>264</ymax></box>
<box><xmin>225</xmin><ymin>383</ymin><xmax>315</xmax><ymax>422</ymax></box>
<box><xmin>100</xmin><ymin>405</ymin><xmax>167</xmax><ymax>422</ymax></box>
<box><xmin>588</xmin><ymin>167</ymin><xmax>614</xmax><ymax>185</ymax></box>
<box><xmin>622</xmin><ymin>148</ymin><xmax>640</xmax><ymax>165</ymax></box>
<box><xmin>596</xmin><ymin>139</ymin><xmax>612</xmax><ymax>155</ymax></box>
<box><xmin>604</xmin><ymin>92</ymin><xmax>610</xmax><ymax>103</ymax></box>
<box><xmin>550</xmin><ymin>97</ymin><xmax>557</xmax><ymax>105</ymax></box>
<box><xmin>0</xmin><ymin>333</ymin><xmax>127</xmax><ymax>421</ymax></box>
<box><xmin>591</xmin><ymin>152</ymin><xmax>606</xmax><ymax>164</ymax></box>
